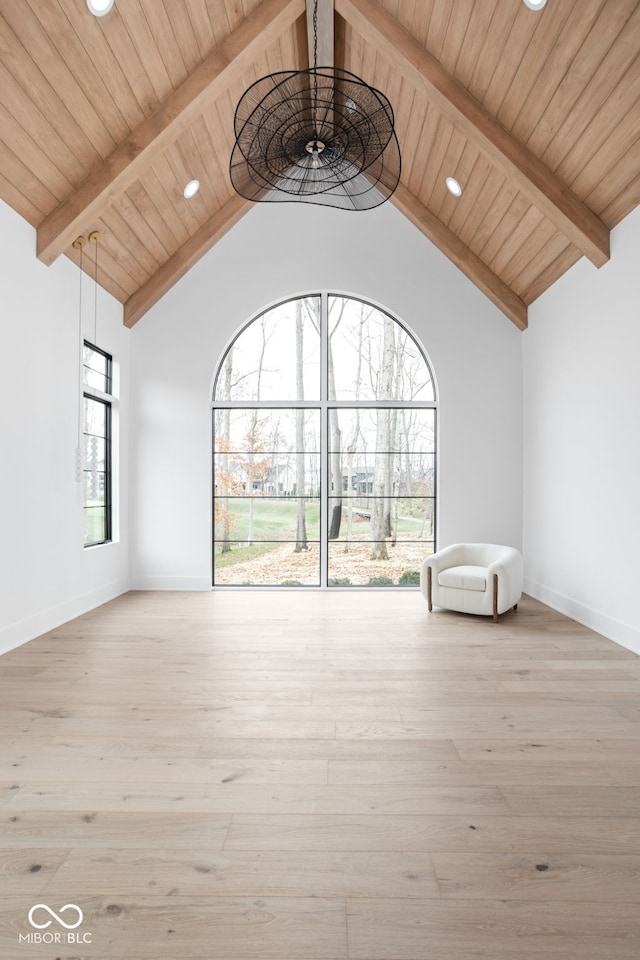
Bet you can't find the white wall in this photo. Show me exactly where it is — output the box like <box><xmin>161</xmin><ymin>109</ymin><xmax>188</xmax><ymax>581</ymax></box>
<box><xmin>0</xmin><ymin>200</ymin><xmax>130</xmax><ymax>653</ymax></box>
<box><xmin>130</xmin><ymin>200</ymin><xmax>523</xmax><ymax>589</ymax></box>
<box><xmin>523</xmin><ymin>206</ymin><xmax>640</xmax><ymax>653</ymax></box>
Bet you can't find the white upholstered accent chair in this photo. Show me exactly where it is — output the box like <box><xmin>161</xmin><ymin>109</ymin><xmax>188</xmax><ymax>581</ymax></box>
<box><xmin>421</xmin><ymin>543</ymin><xmax>523</xmax><ymax>622</ymax></box>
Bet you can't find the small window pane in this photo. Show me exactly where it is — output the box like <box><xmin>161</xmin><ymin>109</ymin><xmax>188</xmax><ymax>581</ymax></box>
<box><xmin>84</xmin><ymin>470</ymin><xmax>106</xmax><ymax>504</ymax></box>
<box><xmin>328</xmin><ymin>297</ymin><xmax>434</xmax><ymax>401</ymax></box>
<box><xmin>83</xmin><ymin>342</ymin><xmax>112</xmax><ymax>394</ymax></box>
<box><xmin>83</xmin><ymin>435</ymin><xmax>106</xmax><ymax>471</ymax></box>
<box><xmin>214</xmin><ymin>542</ymin><xmax>320</xmax><ymax>586</ymax></box>
<box><xmin>327</xmin><ymin>497</ymin><xmax>434</xmax><ymax>540</ymax></box>
<box><xmin>84</xmin><ymin>506</ymin><xmax>106</xmax><ymax>545</ymax></box>
<box><xmin>215</xmin><ymin>453</ymin><xmax>321</xmax><ymax>498</ymax></box>
<box><xmin>328</xmin><ymin>540</ymin><xmax>433</xmax><ymax>586</ymax></box>
<box><xmin>331</xmin><ymin>454</ymin><xmax>436</xmax><ymax>498</ymax></box>
<box><xmin>330</xmin><ymin>408</ymin><xmax>435</xmax><ymax>455</ymax></box>
<box><xmin>84</xmin><ymin>396</ymin><xmax>106</xmax><ymax>437</ymax></box>
<box><xmin>83</xmin><ymin>365</ymin><xmax>107</xmax><ymax>392</ymax></box>
<box><xmin>214</xmin><ymin>498</ymin><xmax>320</xmax><ymax>542</ymax></box>
<box><xmin>214</xmin><ymin>297</ymin><xmax>321</xmax><ymax>402</ymax></box>
<box><xmin>215</xmin><ymin>408</ymin><xmax>321</xmax><ymax>453</ymax></box>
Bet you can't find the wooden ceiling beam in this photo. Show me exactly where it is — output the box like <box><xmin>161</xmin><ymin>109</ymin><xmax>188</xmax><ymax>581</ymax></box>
<box><xmin>392</xmin><ymin>182</ymin><xmax>528</xmax><ymax>330</ymax></box>
<box><xmin>123</xmin><ymin>193</ymin><xmax>251</xmax><ymax>328</ymax></box>
<box><xmin>336</xmin><ymin>0</ymin><xmax>610</xmax><ymax>269</ymax></box>
<box><xmin>306</xmin><ymin>0</ymin><xmax>334</xmax><ymax>68</ymax></box>
<box><xmin>36</xmin><ymin>0</ymin><xmax>305</xmax><ymax>267</ymax></box>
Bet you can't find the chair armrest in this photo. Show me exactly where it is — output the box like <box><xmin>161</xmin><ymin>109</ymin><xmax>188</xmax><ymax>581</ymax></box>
<box><xmin>421</xmin><ymin>544</ymin><xmax>467</xmax><ymax>605</ymax></box>
<box><xmin>486</xmin><ymin>548</ymin><xmax>523</xmax><ymax>603</ymax></box>
<box><xmin>421</xmin><ymin>543</ymin><xmax>466</xmax><ymax>574</ymax></box>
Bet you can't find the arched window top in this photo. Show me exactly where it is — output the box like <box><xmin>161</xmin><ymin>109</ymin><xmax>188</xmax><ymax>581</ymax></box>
<box><xmin>214</xmin><ymin>294</ymin><xmax>435</xmax><ymax>403</ymax></box>
<box><xmin>212</xmin><ymin>292</ymin><xmax>437</xmax><ymax>587</ymax></box>
<box><xmin>328</xmin><ymin>296</ymin><xmax>434</xmax><ymax>402</ymax></box>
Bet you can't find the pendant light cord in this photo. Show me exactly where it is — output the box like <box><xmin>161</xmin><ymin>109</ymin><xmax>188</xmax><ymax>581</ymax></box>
<box><xmin>72</xmin><ymin>235</ymin><xmax>87</xmax><ymax>482</ymax></box>
<box><xmin>89</xmin><ymin>230</ymin><xmax>100</xmax><ymax>345</ymax></box>
<box><xmin>93</xmin><ymin>232</ymin><xmax>99</xmax><ymax>344</ymax></box>
<box><xmin>78</xmin><ymin>240</ymin><xmax>84</xmax><ymax>452</ymax></box>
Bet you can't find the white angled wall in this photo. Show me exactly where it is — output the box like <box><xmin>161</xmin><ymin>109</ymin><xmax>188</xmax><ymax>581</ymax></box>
<box><xmin>0</xmin><ymin>200</ymin><xmax>130</xmax><ymax>653</ymax></box>
<box><xmin>523</xmin><ymin>205</ymin><xmax>640</xmax><ymax>653</ymax></box>
<box><xmin>129</xmin><ymin>200</ymin><xmax>523</xmax><ymax>589</ymax></box>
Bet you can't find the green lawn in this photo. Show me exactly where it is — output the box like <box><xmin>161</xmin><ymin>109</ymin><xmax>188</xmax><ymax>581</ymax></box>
<box><xmin>214</xmin><ymin>499</ymin><xmax>319</xmax><ymax>569</ymax></box>
<box><xmin>214</xmin><ymin>497</ymin><xmax>433</xmax><ymax>570</ymax></box>
<box><xmin>217</xmin><ymin>498</ymin><xmax>320</xmax><ymax>541</ymax></box>
<box><xmin>216</xmin><ymin>498</ymin><xmax>430</xmax><ymax>540</ymax></box>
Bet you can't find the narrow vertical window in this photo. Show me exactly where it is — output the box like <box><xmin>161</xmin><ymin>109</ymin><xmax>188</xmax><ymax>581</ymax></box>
<box><xmin>83</xmin><ymin>342</ymin><xmax>112</xmax><ymax>547</ymax></box>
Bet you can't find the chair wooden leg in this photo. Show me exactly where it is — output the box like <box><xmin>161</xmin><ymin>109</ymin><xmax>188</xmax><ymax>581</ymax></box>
<box><xmin>493</xmin><ymin>573</ymin><xmax>498</xmax><ymax>623</ymax></box>
<box><xmin>427</xmin><ymin>566</ymin><xmax>433</xmax><ymax>612</ymax></box>
<box><xmin>513</xmin><ymin>603</ymin><xmax>518</xmax><ymax>611</ymax></box>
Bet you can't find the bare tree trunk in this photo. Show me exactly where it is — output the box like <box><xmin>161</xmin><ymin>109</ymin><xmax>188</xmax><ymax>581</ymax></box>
<box><xmin>328</xmin><ymin>409</ymin><xmax>342</xmax><ymax>539</ymax></box>
<box><xmin>401</xmin><ymin>408</ymin><xmax>413</xmax><ymax>516</ymax></box>
<box><xmin>387</xmin><ymin>407</ymin><xmax>398</xmax><ymax>545</ymax></box>
<box><xmin>344</xmin><ymin>312</ymin><xmax>365</xmax><ymax>553</ymax></box>
<box><xmin>387</xmin><ymin>353</ymin><xmax>403</xmax><ymax>546</ymax></box>
<box><xmin>294</xmin><ymin>301</ymin><xmax>308</xmax><ymax>552</ymax></box>
<box><xmin>327</xmin><ymin>310</ymin><xmax>343</xmax><ymax>541</ymax></box>
<box><xmin>370</xmin><ymin>317</ymin><xmax>396</xmax><ymax>561</ymax></box>
<box><xmin>344</xmin><ymin>446</ymin><xmax>355</xmax><ymax>550</ymax></box>
<box><xmin>219</xmin><ymin>350</ymin><xmax>233</xmax><ymax>554</ymax></box>
<box><xmin>370</xmin><ymin>411</ymin><xmax>389</xmax><ymax>560</ymax></box>
<box><xmin>246</xmin><ymin>320</ymin><xmax>269</xmax><ymax>545</ymax></box>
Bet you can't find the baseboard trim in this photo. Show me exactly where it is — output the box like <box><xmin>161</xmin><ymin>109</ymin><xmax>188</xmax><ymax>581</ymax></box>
<box><xmin>5</xmin><ymin>576</ymin><xmax>636</xmax><ymax>656</ymax></box>
<box><xmin>0</xmin><ymin>578</ymin><xmax>130</xmax><ymax>656</ymax></box>
<box><xmin>130</xmin><ymin>576</ymin><xmax>212</xmax><ymax>591</ymax></box>
<box><xmin>524</xmin><ymin>577</ymin><xmax>640</xmax><ymax>656</ymax></box>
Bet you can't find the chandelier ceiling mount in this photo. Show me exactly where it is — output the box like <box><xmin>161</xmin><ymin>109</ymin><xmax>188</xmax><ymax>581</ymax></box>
<box><xmin>229</xmin><ymin>0</ymin><xmax>401</xmax><ymax>211</ymax></box>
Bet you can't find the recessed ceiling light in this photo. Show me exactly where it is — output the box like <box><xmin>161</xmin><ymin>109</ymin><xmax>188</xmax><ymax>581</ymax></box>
<box><xmin>87</xmin><ymin>0</ymin><xmax>114</xmax><ymax>16</ymax></box>
<box><xmin>183</xmin><ymin>179</ymin><xmax>200</xmax><ymax>199</ymax></box>
<box><xmin>445</xmin><ymin>177</ymin><xmax>463</xmax><ymax>197</ymax></box>
<box><xmin>523</xmin><ymin>0</ymin><xmax>547</xmax><ymax>10</ymax></box>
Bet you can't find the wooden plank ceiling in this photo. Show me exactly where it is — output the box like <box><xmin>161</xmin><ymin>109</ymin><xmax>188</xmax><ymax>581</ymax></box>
<box><xmin>1</xmin><ymin>0</ymin><xmax>639</xmax><ymax>330</ymax></box>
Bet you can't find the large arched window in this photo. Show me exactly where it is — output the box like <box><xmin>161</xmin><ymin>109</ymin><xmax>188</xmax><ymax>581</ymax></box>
<box><xmin>212</xmin><ymin>294</ymin><xmax>436</xmax><ymax>587</ymax></box>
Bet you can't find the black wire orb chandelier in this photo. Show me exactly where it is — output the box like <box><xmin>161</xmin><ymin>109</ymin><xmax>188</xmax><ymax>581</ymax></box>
<box><xmin>229</xmin><ymin>3</ymin><xmax>401</xmax><ymax>210</ymax></box>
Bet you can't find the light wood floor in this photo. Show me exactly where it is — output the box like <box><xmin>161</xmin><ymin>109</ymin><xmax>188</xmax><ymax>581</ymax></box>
<box><xmin>1</xmin><ymin>590</ymin><xmax>640</xmax><ymax>959</ymax></box>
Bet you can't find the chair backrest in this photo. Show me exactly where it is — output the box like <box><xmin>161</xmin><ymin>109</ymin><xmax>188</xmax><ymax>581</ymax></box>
<box><xmin>458</xmin><ymin>543</ymin><xmax>518</xmax><ymax>566</ymax></box>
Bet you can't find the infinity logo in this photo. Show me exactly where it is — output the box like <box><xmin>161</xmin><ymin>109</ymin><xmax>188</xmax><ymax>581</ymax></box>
<box><xmin>28</xmin><ymin>904</ymin><xmax>84</xmax><ymax>930</ymax></box>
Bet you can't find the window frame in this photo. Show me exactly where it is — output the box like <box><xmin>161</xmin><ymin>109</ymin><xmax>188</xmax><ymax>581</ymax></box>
<box><xmin>212</xmin><ymin>292</ymin><xmax>437</xmax><ymax>587</ymax></box>
<box><xmin>83</xmin><ymin>341</ymin><xmax>113</xmax><ymax>548</ymax></box>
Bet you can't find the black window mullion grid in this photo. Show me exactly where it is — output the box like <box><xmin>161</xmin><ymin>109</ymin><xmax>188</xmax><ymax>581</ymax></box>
<box><xmin>83</xmin><ymin>394</ymin><xmax>112</xmax><ymax>547</ymax></box>
<box><xmin>212</xmin><ymin>297</ymin><xmax>438</xmax><ymax>587</ymax></box>
<box><xmin>83</xmin><ymin>341</ymin><xmax>112</xmax><ymax>394</ymax></box>
<box><xmin>103</xmin><ymin>396</ymin><xmax>112</xmax><ymax>541</ymax></box>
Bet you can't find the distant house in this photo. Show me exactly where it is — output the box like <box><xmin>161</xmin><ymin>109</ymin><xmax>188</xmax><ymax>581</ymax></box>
<box><xmin>341</xmin><ymin>466</ymin><xmax>375</xmax><ymax>496</ymax></box>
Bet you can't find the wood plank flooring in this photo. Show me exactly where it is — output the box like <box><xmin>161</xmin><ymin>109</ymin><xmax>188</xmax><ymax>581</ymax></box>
<box><xmin>0</xmin><ymin>590</ymin><xmax>639</xmax><ymax>959</ymax></box>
